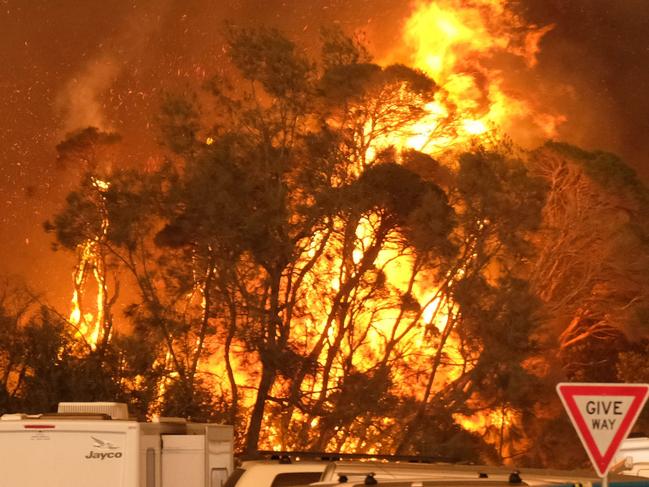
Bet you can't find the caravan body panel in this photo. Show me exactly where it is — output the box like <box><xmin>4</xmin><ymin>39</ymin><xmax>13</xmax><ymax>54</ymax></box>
<box><xmin>0</xmin><ymin>419</ymin><xmax>140</xmax><ymax>487</ymax></box>
<box><xmin>0</xmin><ymin>412</ymin><xmax>234</xmax><ymax>487</ymax></box>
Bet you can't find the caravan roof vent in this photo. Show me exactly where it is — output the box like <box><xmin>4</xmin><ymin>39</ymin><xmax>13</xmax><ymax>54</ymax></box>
<box><xmin>57</xmin><ymin>402</ymin><xmax>129</xmax><ymax>420</ymax></box>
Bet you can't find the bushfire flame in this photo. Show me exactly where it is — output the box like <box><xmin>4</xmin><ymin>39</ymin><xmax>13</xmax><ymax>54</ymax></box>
<box><xmin>382</xmin><ymin>0</ymin><xmax>564</xmax><ymax>153</ymax></box>
<box><xmin>65</xmin><ymin>0</ymin><xmax>562</xmax><ymax>458</ymax></box>
<box><xmin>68</xmin><ymin>177</ymin><xmax>110</xmax><ymax>349</ymax></box>
<box><xmin>366</xmin><ymin>0</ymin><xmax>556</xmax><ymax>453</ymax></box>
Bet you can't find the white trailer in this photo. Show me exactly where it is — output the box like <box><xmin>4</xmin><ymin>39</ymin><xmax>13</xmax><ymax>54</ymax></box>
<box><xmin>0</xmin><ymin>402</ymin><xmax>234</xmax><ymax>487</ymax></box>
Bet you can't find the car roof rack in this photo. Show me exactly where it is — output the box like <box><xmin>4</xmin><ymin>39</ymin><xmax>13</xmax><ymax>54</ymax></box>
<box><xmin>249</xmin><ymin>451</ymin><xmax>459</xmax><ymax>463</ymax></box>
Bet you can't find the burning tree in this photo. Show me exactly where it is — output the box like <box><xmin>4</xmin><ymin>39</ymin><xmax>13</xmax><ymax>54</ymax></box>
<box><xmin>0</xmin><ymin>279</ymin><xmax>36</xmax><ymax>411</ymax></box>
<box><xmin>154</xmin><ymin>25</ymin><xmax>460</xmax><ymax>451</ymax></box>
<box><xmin>45</xmin><ymin>24</ymin><xmax>545</xmax><ymax>458</ymax></box>
<box><xmin>39</xmin><ymin>2</ymin><xmax>649</xmax><ymax>467</ymax></box>
<box><xmin>0</xmin><ymin>276</ymin><xmax>151</xmax><ymax>415</ymax></box>
<box><xmin>529</xmin><ymin>143</ymin><xmax>649</xmax><ymax>366</ymax></box>
<box><xmin>49</xmin><ymin>127</ymin><xmax>122</xmax><ymax>352</ymax></box>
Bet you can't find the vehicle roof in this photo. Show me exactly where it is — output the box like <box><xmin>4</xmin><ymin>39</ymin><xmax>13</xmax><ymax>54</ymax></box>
<box><xmin>319</xmin><ymin>462</ymin><xmax>608</xmax><ymax>483</ymax></box>
<box><xmin>227</xmin><ymin>461</ymin><xmax>327</xmax><ymax>487</ymax></box>
<box><xmin>318</xmin><ymin>461</ymin><xmax>649</xmax><ymax>487</ymax></box>
<box><xmin>310</xmin><ymin>480</ymin><xmax>534</xmax><ymax>487</ymax></box>
<box><xmin>232</xmin><ymin>457</ymin><xmax>649</xmax><ymax>487</ymax></box>
<box><xmin>309</xmin><ymin>482</ymin><xmax>649</xmax><ymax>487</ymax></box>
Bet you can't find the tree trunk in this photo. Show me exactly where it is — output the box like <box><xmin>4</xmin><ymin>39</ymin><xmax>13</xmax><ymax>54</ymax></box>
<box><xmin>244</xmin><ymin>363</ymin><xmax>276</xmax><ymax>454</ymax></box>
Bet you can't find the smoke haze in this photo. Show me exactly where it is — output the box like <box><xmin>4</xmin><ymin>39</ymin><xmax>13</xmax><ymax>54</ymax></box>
<box><xmin>1</xmin><ymin>0</ymin><xmax>648</xmax><ymax>309</ymax></box>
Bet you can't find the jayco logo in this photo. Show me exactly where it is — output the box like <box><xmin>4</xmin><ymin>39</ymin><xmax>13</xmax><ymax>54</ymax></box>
<box><xmin>85</xmin><ymin>451</ymin><xmax>123</xmax><ymax>460</ymax></box>
<box><xmin>84</xmin><ymin>435</ymin><xmax>122</xmax><ymax>460</ymax></box>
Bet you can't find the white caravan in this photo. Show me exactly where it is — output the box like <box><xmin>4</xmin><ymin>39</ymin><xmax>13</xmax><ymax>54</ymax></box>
<box><xmin>0</xmin><ymin>402</ymin><xmax>234</xmax><ymax>487</ymax></box>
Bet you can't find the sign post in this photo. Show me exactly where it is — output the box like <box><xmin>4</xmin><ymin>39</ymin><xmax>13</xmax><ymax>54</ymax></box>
<box><xmin>557</xmin><ymin>383</ymin><xmax>649</xmax><ymax>484</ymax></box>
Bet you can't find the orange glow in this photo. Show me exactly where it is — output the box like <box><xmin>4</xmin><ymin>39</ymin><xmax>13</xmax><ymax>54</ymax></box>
<box><xmin>203</xmin><ymin>1</ymin><xmax>562</xmax><ymax>451</ymax></box>
<box><xmin>253</xmin><ymin>0</ymin><xmax>564</xmax><ymax>452</ymax></box>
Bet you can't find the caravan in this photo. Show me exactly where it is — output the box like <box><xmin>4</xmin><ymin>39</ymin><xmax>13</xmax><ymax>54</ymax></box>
<box><xmin>0</xmin><ymin>402</ymin><xmax>234</xmax><ymax>487</ymax></box>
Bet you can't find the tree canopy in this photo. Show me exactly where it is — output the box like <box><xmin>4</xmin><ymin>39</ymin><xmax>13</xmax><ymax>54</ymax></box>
<box><xmin>4</xmin><ymin>25</ymin><xmax>649</xmax><ymax>467</ymax></box>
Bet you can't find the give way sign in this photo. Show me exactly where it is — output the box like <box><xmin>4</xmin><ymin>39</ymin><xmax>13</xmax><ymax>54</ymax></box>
<box><xmin>557</xmin><ymin>382</ymin><xmax>649</xmax><ymax>477</ymax></box>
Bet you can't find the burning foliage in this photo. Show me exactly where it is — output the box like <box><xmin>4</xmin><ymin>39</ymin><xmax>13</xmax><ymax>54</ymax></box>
<box><xmin>3</xmin><ymin>0</ymin><xmax>649</xmax><ymax>469</ymax></box>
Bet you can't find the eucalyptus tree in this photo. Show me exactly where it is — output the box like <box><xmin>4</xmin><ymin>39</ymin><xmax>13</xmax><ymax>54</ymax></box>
<box><xmin>528</xmin><ymin>142</ymin><xmax>649</xmax><ymax>378</ymax></box>
<box><xmin>47</xmin><ymin>126</ymin><xmax>221</xmax><ymax>420</ymax></box>
<box><xmin>46</xmin><ymin>25</ymin><xmax>558</xmax><ymax>458</ymax></box>
<box><xmin>155</xmin><ymin>26</ymin><xmax>455</xmax><ymax>451</ymax></box>
<box><xmin>391</xmin><ymin>148</ymin><xmax>547</xmax><ymax>457</ymax></box>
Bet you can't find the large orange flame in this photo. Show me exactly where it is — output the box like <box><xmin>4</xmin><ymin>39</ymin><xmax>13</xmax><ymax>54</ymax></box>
<box><xmin>68</xmin><ymin>177</ymin><xmax>110</xmax><ymax>349</ymax></box>
<box><xmin>381</xmin><ymin>0</ymin><xmax>554</xmax><ymax>454</ymax></box>
<box><xmin>192</xmin><ymin>0</ymin><xmax>561</xmax><ymax>454</ymax></box>
<box><xmin>65</xmin><ymin>0</ymin><xmax>562</xmax><ymax>457</ymax></box>
<box><xmin>382</xmin><ymin>0</ymin><xmax>564</xmax><ymax>153</ymax></box>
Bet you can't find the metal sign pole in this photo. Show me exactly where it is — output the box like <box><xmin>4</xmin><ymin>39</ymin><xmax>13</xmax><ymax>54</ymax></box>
<box><xmin>601</xmin><ymin>473</ymin><xmax>608</xmax><ymax>487</ymax></box>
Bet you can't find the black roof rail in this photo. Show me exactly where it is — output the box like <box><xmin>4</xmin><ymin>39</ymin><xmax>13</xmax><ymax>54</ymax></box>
<box><xmin>251</xmin><ymin>450</ymin><xmax>459</xmax><ymax>463</ymax></box>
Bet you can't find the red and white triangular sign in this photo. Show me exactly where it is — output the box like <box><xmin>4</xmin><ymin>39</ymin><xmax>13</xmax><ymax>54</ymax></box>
<box><xmin>557</xmin><ymin>382</ymin><xmax>649</xmax><ymax>477</ymax></box>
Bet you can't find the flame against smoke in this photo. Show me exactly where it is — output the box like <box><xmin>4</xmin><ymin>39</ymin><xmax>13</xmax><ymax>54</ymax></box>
<box><xmin>64</xmin><ymin>0</ymin><xmax>561</xmax><ymax>457</ymax></box>
<box><xmin>382</xmin><ymin>0</ymin><xmax>564</xmax><ymax>153</ymax></box>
